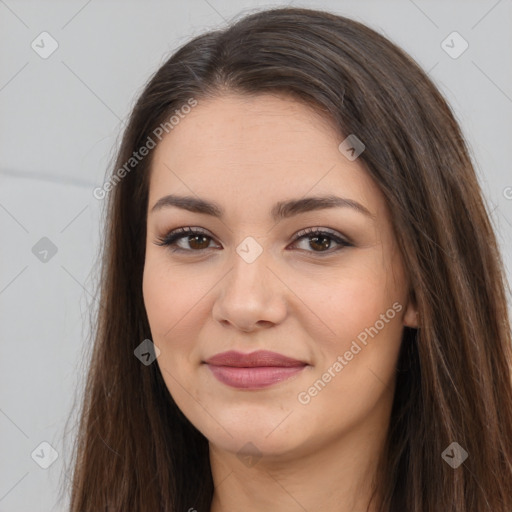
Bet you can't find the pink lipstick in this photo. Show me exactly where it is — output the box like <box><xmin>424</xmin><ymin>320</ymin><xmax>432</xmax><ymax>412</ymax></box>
<box><xmin>203</xmin><ymin>350</ymin><xmax>307</xmax><ymax>389</ymax></box>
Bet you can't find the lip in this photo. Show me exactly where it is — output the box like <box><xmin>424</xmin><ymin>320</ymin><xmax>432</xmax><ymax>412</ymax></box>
<box><xmin>203</xmin><ymin>350</ymin><xmax>308</xmax><ymax>389</ymax></box>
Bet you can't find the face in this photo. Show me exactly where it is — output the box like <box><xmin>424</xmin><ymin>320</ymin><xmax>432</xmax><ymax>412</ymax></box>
<box><xmin>142</xmin><ymin>93</ymin><xmax>417</xmax><ymax>460</ymax></box>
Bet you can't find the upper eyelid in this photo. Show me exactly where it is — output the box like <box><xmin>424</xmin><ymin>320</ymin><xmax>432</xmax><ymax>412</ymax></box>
<box><xmin>164</xmin><ymin>225</ymin><xmax>347</xmax><ymax>240</ymax></box>
<box><xmin>158</xmin><ymin>226</ymin><xmax>352</xmax><ymax>249</ymax></box>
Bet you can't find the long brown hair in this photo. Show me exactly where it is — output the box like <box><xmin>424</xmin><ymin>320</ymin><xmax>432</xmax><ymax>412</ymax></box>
<box><xmin>63</xmin><ymin>7</ymin><xmax>512</xmax><ymax>511</ymax></box>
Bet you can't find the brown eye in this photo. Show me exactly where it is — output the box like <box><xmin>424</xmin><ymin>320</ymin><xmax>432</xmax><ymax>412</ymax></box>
<box><xmin>290</xmin><ymin>227</ymin><xmax>352</xmax><ymax>254</ymax></box>
<box><xmin>308</xmin><ymin>235</ymin><xmax>333</xmax><ymax>251</ymax></box>
<box><xmin>154</xmin><ymin>227</ymin><xmax>218</xmax><ymax>253</ymax></box>
<box><xmin>154</xmin><ymin>226</ymin><xmax>352</xmax><ymax>256</ymax></box>
<box><xmin>186</xmin><ymin>234</ymin><xmax>211</xmax><ymax>250</ymax></box>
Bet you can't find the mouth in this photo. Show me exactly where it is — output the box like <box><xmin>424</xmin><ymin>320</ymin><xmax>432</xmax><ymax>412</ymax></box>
<box><xmin>203</xmin><ymin>350</ymin><xmax>308</xmax><ymax>390</ymax></box>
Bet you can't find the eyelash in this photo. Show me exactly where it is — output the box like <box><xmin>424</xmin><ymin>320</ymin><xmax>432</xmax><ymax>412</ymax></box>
<box><xmin>153</xmin><ymin>226</ymin><xmax>353</xmax><ymax>256</ymax></box>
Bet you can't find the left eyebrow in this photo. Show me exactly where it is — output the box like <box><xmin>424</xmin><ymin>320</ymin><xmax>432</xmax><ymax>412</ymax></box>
<box><xmin>150</xmin><ymin>194</ymin><xmax>375</xmax><ymax>221</ymax></box>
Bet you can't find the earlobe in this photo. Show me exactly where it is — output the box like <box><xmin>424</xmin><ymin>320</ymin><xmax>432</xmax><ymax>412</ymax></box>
<box><xmin>403</xmin><ymin>301</ymin><xmax>419</xmax><ymax>328</ymax></box>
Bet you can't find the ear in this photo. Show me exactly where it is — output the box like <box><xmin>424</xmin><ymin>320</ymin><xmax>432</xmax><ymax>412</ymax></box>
<box><xmin>403</xmin><ymin>294</ymin><xmax>419</xmax><ymax>329</ymax></box>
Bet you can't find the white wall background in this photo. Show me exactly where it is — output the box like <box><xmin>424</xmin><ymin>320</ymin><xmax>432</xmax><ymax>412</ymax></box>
<box><xmin>1</xmin><ymin>0</ymin><xmax>511</xmax><ymax>510</ymax></box>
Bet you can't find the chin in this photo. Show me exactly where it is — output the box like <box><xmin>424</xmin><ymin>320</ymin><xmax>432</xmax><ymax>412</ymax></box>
<box><xmin>210</xmin><ymin>430</ymin><xmax>302</xmax><ymax>460</ymax></box>
<box><xmin>199</xmin><ymin>413</ymin><xmax>305</xmax><ymax>457</ymax></box>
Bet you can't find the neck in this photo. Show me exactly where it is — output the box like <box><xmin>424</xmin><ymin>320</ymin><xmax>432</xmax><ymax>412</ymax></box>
<box><xmin>208</xmin><ymin>418</ymin><xmax>387</xmax><ymax>512</ymax></box>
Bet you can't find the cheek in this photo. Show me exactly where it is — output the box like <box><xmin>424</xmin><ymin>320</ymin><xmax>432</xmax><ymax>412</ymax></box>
<box><xmin>295</xmin><ymin>257</ymin><xmax>395</xmax><ymax>352</ymax></box>
<box><xmin>142</xmin><ymin>259</ymin><xmax>197</xmax><ymax>396</ymax></box>
<box><xmin>142</xmin><ymin>252</ymin><xmax>204</xmax><ymax>340</ymax></box>
<box><xmin>297</xmin><ymin>256</ymin><xmax>405</xmax><ymax>398</ymax></box>
<box><xmin>142</xmin><ymin>260</ymin><xmax>173</xmax><ymax>339</ymax></box>
<box><xmin>295</xmin><ymin>302</ymin><xmax>404</xmax><ymax>441</ymax></box>
<box><xmin>142</xmin><ymin>253</ymin><xmax>214</xmax><ymax>390</ymax></box>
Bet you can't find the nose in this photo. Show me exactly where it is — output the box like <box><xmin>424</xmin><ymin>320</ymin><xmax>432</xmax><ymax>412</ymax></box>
<box><xmin>211</xmin><ymin>246</ymin><xmax>288</xmax><ymax>333</ymax></box>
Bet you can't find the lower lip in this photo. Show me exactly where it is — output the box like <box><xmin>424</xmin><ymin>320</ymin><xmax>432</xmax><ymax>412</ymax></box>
<box><xmin>205</xmin><ymin>364</ymin><xmax>306</xmax><ymax>389</ymax></box>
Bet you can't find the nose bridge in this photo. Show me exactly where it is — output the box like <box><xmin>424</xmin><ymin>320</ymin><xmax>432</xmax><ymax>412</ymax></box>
<box><xmin>228</xmin><ymin>236</ymin><xmax>272</xmax><ymax>296</ymax></box>
<box><xmin>212</xmin><ymin>235</ymin><xmax>286</xmax><ymax>330</ymax></box>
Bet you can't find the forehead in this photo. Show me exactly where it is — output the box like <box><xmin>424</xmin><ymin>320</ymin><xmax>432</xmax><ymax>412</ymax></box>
<box><xmin>148</xmin><ymin>93</ymin><xmax>385</xmax><ymax>219</ymax></box>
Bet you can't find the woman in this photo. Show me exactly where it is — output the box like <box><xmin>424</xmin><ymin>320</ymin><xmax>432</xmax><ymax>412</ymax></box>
<box><xmin>65</xmin><ymin>7</ymin><xmax>512</xmax><ymax>511</ymax></box>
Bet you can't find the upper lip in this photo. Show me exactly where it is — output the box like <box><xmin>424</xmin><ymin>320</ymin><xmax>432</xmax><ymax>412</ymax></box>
<box><xmin>204</xmin><ymin>350</ymin><xmax>307</xmax><ymax>368</ymax></box>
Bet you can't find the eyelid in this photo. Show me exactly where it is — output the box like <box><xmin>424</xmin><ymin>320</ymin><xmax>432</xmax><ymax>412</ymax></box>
<box><xmin>292</xmin><ymin>226</ymin><xmax>351</xmax><ymax>244</ymax></box>
<box><xmin>154</xmin><ymin>225</ymin><xmax>352</xmax><ymax>254</ymax></box>
<box><xmin>153</xmin><ymin>226</ymin><xmax>218</xmax><ymax>250</ymax></box>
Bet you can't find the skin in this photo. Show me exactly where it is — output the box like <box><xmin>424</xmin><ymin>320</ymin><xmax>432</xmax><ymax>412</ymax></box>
<box><xmin>142</xmin><ymin>92</ymin><xmax>418</xmax><ymax>512</ymax></box>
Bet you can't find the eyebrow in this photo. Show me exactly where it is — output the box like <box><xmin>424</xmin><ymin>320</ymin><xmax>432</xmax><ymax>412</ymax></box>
<box><xmin>150</xmin><ymin>194</ymin><xmax>375</xmax><ymax>221</ymax></box>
